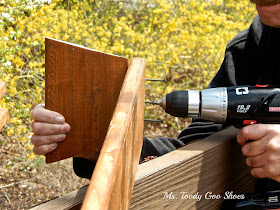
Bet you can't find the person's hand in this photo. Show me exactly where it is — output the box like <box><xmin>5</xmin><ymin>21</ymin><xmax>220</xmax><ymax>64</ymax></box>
<box><xmin>31</xmin><ymin>104</ymin><xmax>71</xmax><ymax>155</ymax></box>
<box><xmin>237</xmin><ymin>124</ymin><xmax>280</xmax><ymax>182</ymax></box>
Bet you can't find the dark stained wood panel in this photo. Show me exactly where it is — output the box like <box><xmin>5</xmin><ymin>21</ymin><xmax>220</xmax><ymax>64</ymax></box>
<box><xmin>45</xmin><ymin>38</ymin><xmax>128</xmax><ymax>163</ymax></box>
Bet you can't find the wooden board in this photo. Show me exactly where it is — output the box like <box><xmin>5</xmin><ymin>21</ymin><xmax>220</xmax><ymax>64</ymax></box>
<box><xmin>0</xmin><ymin>108</ymin><xmax>9</xmax><ymax>131</ymax></box>
<box><xmin>129</xmin><ymin>126</ymin><xmax>255</xmax><ymax>210</ymax></box>
<box><xmin>81</xmin><ymin>57</ymin><xmax>145</xmax><ymax>210</ymax></box>
<box><xmin>30</xmin><ymin>126</ymin><xmax>255</xmax><ymax>210</ymax></box>
<box><xmin>30</xmin><ymin>185</ymin><xmax>87</xmax><ymax>210</ymax></box>
<box><xmin>0</xmin><ymin>82</ymin><xmax>8</xmax><ymax>130</ymax></box>
<box><xmin>30</xmin><ymin>57</ymin><xmax>145</xmax><ymax>210</ymax></box>
<box><xmin>45</xmin><ymin>38</ymin><xmax>129</xmax><ymax>163</ymax></box>
<box><xmin>0</xmin><ymin>81</ymin><xmax>6</xmax><ymax>100</ymax></box>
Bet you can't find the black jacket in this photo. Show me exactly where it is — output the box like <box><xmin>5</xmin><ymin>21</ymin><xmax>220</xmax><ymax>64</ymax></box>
<box><xmin>141</xmin><ymin>13</ymin><xmax>280</xmax><ymax>160</ymax></box>
<box><xmin>141</xmin><ymin>15</ymin><xmax>280</xmax><ymax>161</ymax></box>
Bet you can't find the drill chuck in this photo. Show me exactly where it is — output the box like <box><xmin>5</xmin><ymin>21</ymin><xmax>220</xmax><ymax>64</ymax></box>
<box><xmin>200</xmin><ymin>88</ymin><xmax>228</xmax><ymax>122</ymax></box>
<box><xmin>159</xmin><ymin>90</ymin><xmax>200</xmax><ymax>118</ymax></box>
<box><xmin>159</xmin><ymin>88</ymin><xmax>229</xmax><ymax>122</ymax></box>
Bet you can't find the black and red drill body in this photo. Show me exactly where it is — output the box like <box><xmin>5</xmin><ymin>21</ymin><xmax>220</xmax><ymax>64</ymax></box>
<box><xmin>159</xmin><ymin>85</ymin><xmax>280</xmax><ymax>128</ymax></box>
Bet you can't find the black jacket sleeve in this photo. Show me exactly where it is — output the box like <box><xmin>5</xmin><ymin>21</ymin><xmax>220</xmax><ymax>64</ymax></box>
<box><xmin>73</xmin><ymin>157</ymin><xmax>96</xmax><ymax>179</ymax></box>
<box><xmin>139</xmin><ymin>119</ymin><xmax>229</xmax><ymax>162</ymax></box>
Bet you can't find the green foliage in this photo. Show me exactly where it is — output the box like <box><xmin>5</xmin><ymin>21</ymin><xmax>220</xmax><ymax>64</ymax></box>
<box><xmin>0</xmin><ymin>0</ymin><xmax>257</xmax><ymax>158</ymax></box>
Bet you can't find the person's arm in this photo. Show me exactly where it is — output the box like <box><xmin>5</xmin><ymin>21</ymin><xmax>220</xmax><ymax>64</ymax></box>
<box><xmin>173</xmin><ymin>42</ymin><xmax>237</xmax><ymax>146</ymax></box>
<box><xmin>178</xmin><ymin>119</ymin><xmax>229</xmax><ymax>143</ymax></box>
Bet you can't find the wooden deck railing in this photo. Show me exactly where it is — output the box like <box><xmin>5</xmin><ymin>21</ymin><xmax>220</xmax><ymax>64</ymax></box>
<box><xmin>31</xmin><ymin>127</ymin><xmax>255</xmax><ymax>210</ymax></box>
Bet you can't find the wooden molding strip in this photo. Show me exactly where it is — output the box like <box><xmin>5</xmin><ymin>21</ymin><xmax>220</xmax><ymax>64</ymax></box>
<box><xmin>0</xmin><ymin>81</ymin><xmax>6</xmax><ymax>100</ymax></box>
<box><xmin>81</xmin><ymin>57</ymin><xmax>145</xmax><ymax>210</ymax></box>
<box><xmin>0</xmin><ymin>82</ymin><xmax>8</xmax><ymax>130</ymax></box>
<box><xmin>0</xmin><ymin>108</ymin><xmax>8</xmax><ymax>131</ymax></box>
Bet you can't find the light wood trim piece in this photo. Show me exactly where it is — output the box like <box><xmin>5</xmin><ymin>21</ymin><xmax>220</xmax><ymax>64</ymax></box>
<box><xmin>0</xmin><ymin>82</ymin><xmax>8</xmax><ymax>130</ymax></box>
<box><xmin>81</xmin><ymin>57</ymin><xmax>145</xmax><ymax>210</ymax></box>
<box><xmin>0</xmin><ymin>108</ymin><xmax>8</xmax><ymax>131</ymax></box>
<box><xmin>129</xmin><ymin>126</ymin><xmax>255</xmax><ymax>210</ymax></box>
<box><xmin>0</xmin><ymin>81</ymin><xmax>6</xmax><ymax>100</ymax></box>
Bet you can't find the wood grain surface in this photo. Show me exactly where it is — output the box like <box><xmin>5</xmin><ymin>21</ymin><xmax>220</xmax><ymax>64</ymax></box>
<box><xmin>0</xmin><ymin>82</ymin><xmax>8</xmax><ymax>130</ymax></box>
<box><xmin>30</xmin><ymin>185</ymin><xmax>87</xmax><ymax>210</ymax></box>
<box><xmin>45</xmin><ymin>38</ymin><xmax>128</xmax><ymax>163</ymax></box>
<box><xmin>0</xmin><ymin>108</ymin><xmax>9</xmax><ymax>131</ymax></box>
<box><xmin>130</xmin><ymin>126</ymin><xmax>255</xmax><ymax>210</ymax></box>
<box><xmin>0</xmin><ymin>81</ymin><xmax>6</xmax><ymax>100</ymax></box>
<box><xmin>81</xmin><ymin>57</ymin><xmax>145</xmax><ymax>210</ymax></box>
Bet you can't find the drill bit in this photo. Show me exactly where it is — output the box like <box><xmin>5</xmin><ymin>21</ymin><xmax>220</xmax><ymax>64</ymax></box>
<box><xmin>145</xmin><ymin>78</ymin><xmax>166</xmax><ymax>82</ymax></box>
<box><xmin>144</xmin><ymin>119</ymin><xmax>164</xmax><ymax>123</ymax></box>
<box><xmin>145</xmin><ymin>98</ymin><xmax>166</xmax><ymax>109</ymax></box>
<box><xmin>145</xmin><ymin>100</ymin><xmax>160</xmax><ymax>105</ymax></box>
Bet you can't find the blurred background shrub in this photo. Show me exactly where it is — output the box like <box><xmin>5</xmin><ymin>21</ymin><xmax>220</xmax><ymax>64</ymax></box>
<box><xmin>0</xmin><ymin>0</ymin><xmax>256</xmax><ymax>160</ymax></box>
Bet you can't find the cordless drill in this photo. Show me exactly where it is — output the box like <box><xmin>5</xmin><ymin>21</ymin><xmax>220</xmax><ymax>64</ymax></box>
<box><xmin>158</xmin><ymin>85</ymin><xmax>280</xmax><ymax>128</ymax></box>
<box><xmin>157</xmin><ymin>85</ymin><xmax>280</xmax><ymax>208</ymax></box>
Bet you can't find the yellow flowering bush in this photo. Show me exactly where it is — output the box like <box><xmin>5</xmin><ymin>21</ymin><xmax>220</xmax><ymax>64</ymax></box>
<box><xmin>0</xmin><ymin>0</ymin><xmax>256</xmax><ymax>160</ymax></box>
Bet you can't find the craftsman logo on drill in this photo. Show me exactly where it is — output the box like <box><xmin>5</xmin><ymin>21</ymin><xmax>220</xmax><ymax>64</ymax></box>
<box><xmin>236</xmin><ymin>87</ymin><xmax>249</xmax><ymax>95</ymax></box>
<box><xmin>269</xmin><ymin>107</ymin><xmax>280</xmax><ymax>112</ymax></box>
